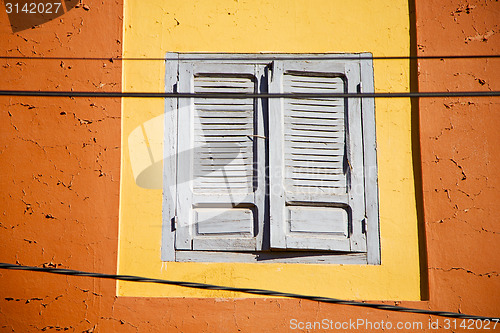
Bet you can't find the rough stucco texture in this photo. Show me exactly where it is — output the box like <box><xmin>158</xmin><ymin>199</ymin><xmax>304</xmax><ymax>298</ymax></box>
<box><xmin>417</xmin><ymin>0</ymin><xmax>500</xmax><ymax>318</ymax></box>
<box><xmin>0</xmin><ymin>0</ymin><xmax>499</xmax><ymax>332</ymax></box>
<box><xmin>0</xmin><ymin>0</ymin><xmax>123</xmax><ymax>331</ymax></box>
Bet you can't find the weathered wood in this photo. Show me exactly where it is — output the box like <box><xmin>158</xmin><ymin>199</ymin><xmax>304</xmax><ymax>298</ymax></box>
<box><xmin>175</xmin><ymin>250</ymin><xmax>367</xmax><ymax>264</ymax></box>
<box><xmin>289</xmin><ymin>206</ymin><xmax>348</xmax><ymax>235</ymax></box>
<box><xmin>269</xmin><ymin>59</ymin><xmax>364</xmax><ymax>252</ymax></box>
<box><xmin>172</xmin><ymin>62</ymin><xmax>264</xmax><ymax>252</ymax></box>
<box><xmin>360</xmin><ymin>53</ymin><xmax>381</xmax><ymax>264</ymax></box>
<box><xmin>161</xmin><ymin>52</ymin><xmax>179</xmax><ymax>261</ymax></box>
<box><xmin>195</xmin><ymin>208</ymin><xmax>254</xmax><ymax>235</ymax></box>
<box><xmin>162</xmin><ymin>53</ymin><xmax>379</xmax><ymax>264</ymax></box>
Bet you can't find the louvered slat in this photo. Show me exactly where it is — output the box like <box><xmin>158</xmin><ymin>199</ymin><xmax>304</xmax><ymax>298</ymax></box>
<box><xmin>283</xmin><ymin>73</ymin><xmax>346</xmax><ymax>194</ymax></box>
<box><xmin>193</xmin><ymin>75</ymin><xmax>255</xmax><ymax>193</ymax></box>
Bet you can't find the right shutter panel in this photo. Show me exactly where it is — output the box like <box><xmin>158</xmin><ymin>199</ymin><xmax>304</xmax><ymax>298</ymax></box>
<box><xmin>269</xmin><ymin>60</ymin><xmax>366</xmax><ymax>252</ymax></box>
<box><xmin>284</xmin><ymin>72</ymin><xmax>347</xmax><ymax>195</ymax></box>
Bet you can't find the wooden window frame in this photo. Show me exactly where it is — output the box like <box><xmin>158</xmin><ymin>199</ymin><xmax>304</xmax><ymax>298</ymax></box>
<box><xmin>162</xmin><ymin>53</ymin><xmax>380</xmax><ymax>265</ymax></box>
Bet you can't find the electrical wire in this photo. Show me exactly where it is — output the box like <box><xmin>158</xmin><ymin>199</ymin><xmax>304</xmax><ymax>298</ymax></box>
<box><xmin>0</xmin><ymin>262</ymin><xmax>498</xmax><ymax>321</ymax></box>
<box><xmin>1</xmin><ymin>55</ymin><xmax>499</xmax><ymax>61</ymax></box>
<box><xmin>1</xmin><ymin>90</ymin><xmax>500</xmax><ymax>98</ymax></box>
<box><xmin>1</xmin><ymin>53</ymin><xmax>498</xmax><ymax>322</ymax></box>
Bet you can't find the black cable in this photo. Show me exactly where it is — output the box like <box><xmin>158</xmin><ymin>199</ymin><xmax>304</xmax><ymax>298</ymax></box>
<box><xmin>1</xmin><ymin>55</ymin><xmax>499</xmax><ymax>61</ymax></box>
<box><xmin>1</xmin><ymin>90</ymin><xmax>500</xmax><ymax>98</ymax></box>
<box><xmin>0</xmin><ymin>262</ymin><xmax>498</xmax><ymax>321</ymax></box>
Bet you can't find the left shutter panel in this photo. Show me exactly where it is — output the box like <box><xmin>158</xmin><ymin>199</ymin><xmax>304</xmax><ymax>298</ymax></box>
<box><xmin>176</xmin><ymin>62</ymin><xmax>263</xmax><ymax>252</ymax></box>
<box><xmin>161</xmin><ymin>53</ymin><xmax>179</xmax><ymax>261</ymax></box>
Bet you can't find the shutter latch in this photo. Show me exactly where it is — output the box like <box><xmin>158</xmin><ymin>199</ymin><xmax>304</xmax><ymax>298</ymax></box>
<box><xmin>171</xmin><ymin>215</ymin><xmax>178</xmax><ymax>231</ymax></box>
<box><xmin>247</xmin><ymin>134</ymin><xmax>267</xmax><ymax>140</ymax></box>
<box><xmin>268</xmin><ymin>61</ymin><xmax>274</xmax><ymax>81</ymax></box>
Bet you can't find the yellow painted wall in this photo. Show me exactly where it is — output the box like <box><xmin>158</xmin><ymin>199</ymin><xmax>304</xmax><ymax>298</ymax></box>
<box><xmin>119</xmin><ymin>0</ymin><xmax>421</xmax><ymax>300</ymax></box>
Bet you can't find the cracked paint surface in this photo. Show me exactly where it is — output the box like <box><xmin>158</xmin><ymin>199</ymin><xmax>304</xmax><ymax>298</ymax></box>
<box><xmin>418</xmin><ymin>0</ymin><xmax>500</xmax><ymax>320</ymax></box>
<box><xmin>0</xmin><ymin>0</ymin><xmax>499</xmax><ymax>331</ymax></box>
<box><xmin>119</xmin><ymin>0</ymin><xmax>421</xmax><ymax>301</ymax></box>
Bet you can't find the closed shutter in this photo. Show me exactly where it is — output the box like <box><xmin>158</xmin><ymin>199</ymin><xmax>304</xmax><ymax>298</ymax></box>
<box><xmin>175</xmin><ymin>62</ymin><xmax>265</xmax><ymax>251</ymax></box>
<box><xmin>269</xmin><ymin>60</ymin><xmax>366</xmax><ymax>252</ymax></box>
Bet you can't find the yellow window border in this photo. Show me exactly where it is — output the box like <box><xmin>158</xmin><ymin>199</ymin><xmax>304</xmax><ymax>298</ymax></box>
<box><xmin>118</xmin><ymin>0</ymin><xmax>423</xmax><ymax>300</ymax></box>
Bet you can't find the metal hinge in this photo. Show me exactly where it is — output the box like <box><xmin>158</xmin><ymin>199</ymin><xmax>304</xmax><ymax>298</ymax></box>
<box><xmin>171</xmin><ymin>215</ymin><xmax>178</xmax><ymax>231</ymax></box>
<box><xmin>361</xmin><ymin>218</ymin><xmax>367</xmax><ymax>234</ymax></box>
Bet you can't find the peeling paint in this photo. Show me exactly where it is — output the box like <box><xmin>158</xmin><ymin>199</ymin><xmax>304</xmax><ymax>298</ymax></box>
<box><xmin>0</xmin><ymin>0</ymin><xmax>499</xmax><ymax>331</ymax></box>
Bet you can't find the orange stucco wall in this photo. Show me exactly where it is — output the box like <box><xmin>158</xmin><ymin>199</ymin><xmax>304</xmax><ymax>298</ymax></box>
<box><xmin>417</xmin><ymin>0</ymin><xmax>500</xmax><ymax>317</ymax></box>
<box><xmin>0</xmin><ymin>1</ymin><xmax>499</xmax><ymax>332</ymax></box>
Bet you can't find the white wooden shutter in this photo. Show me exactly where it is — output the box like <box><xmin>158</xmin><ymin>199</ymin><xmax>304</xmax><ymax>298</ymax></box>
<box><xmin>269</xmin><ymin>60</ymin><xmax>366</xmax><ymax>252</ymax></box>
<box><xmin>175</xmin><ymin>62</ymin><xmax>265</xmax><ymax>251</ymax></box>
<box><xmin>162</xmin><ymin>53</ymin><xmax>179</xmax><ymax>261</ymax></box>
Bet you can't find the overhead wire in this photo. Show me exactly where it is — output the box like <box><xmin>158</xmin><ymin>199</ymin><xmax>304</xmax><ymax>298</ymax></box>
<box><xmin>1</xmin><ymin>90</ymin><xmax>500</xmax><ymax>98</ymax></box>
<box><xmin>0</xmin><ymin>262</ymin><xmax>499</xmax><ymax>321</ymax></box>
<box><xmin>1</xmin><ymin>53</ymin><xmax>498</xmax><ymax>321</ymax></box>
<box><xmin>2</xmin><ymin>54</ymin><xmax>498</xmax><ymax>98</ymax></box>
<box><xmin>0</xmin><ymin>54</ymin><xmax>499</xmax><ymax>61</ymax></box>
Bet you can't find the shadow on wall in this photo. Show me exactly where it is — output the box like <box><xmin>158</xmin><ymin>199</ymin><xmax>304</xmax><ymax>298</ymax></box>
<box><xmin>5</xmin><ymin>0</ymin><xmax>86</xmax><ymax>32</ymax></box>
<box><xmin>408</xmin><ymin>0</ymin><xmax>429</xmax><ymax>301</ymax></box>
